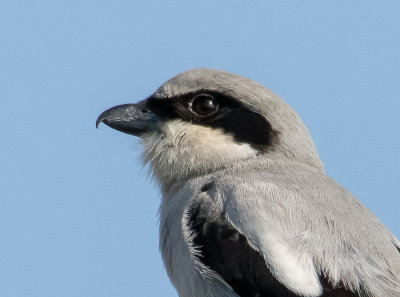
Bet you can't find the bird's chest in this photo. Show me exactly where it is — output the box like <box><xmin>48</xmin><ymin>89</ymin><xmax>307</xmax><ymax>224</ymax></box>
<box><xmin>159</xmin><ymin>190</ymin><xmax>191</xmax><ymax>276</ymax></box>
<box><xmin>158</xmin><ymin>184</ymin><xmax>236</xmax><ymax>297</ymax></box>
<box><xmin>159</xmin><ymin>186</ymin><xmax>203</xmax><ymax>295</ymax></box>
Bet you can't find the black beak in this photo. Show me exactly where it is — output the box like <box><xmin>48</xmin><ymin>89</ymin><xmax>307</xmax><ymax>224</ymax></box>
<box><xmin>96</xmin><ymin>101</ymin><xmax>158</xmax><ymax>136</ymax></box>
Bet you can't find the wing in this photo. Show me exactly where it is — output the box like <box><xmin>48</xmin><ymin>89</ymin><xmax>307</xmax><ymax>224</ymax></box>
<box><xmin>186</xmin><ymin>160</ymin><xmax>400</xmax><ymax>297</ymax></box>
<box><xmin>188</xmin><ymin>198</ymin><xmax>360</xmax><ymax>297</ymax></box>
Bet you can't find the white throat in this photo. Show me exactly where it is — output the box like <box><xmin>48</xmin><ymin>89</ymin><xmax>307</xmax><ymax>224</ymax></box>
<box><xmin>141</xmin><ymin>119</ymin><xmax>257</xmax><ymax>192</ymax></box>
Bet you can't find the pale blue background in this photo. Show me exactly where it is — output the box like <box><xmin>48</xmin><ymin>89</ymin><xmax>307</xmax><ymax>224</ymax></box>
<box><xmin>1</xmin><ymin>1</ymin><xmax>399</xmax><ymax>296</ymax></box>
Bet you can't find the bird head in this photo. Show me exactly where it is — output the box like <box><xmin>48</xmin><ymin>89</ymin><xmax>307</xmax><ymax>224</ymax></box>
<box><xmin>97</xmin><ymin>69</ymin><xmax>323</xmax><ymax>191</ymax></box>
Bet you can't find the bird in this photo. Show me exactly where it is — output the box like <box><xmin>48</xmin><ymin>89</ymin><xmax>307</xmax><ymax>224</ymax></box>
<box><xmin>96</xmin><ymin>68</ymin><xmax>400</xmax><ymax>297</ymax></box>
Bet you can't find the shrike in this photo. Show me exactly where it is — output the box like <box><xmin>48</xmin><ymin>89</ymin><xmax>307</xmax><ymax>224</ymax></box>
<box><xmin>97</xmin><ymin>69</ymin><xmax>400</xmax><ymax>297</ymax></box>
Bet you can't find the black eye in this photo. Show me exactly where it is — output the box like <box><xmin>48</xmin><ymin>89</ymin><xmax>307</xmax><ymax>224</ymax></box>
<box><xmin>189</xmin><ymin>94</ymin><xmax>219</xmax><ymax>117</ymax></box>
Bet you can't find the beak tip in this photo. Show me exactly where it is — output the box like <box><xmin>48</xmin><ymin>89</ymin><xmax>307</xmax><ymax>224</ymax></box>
<box><xmin>96</xmin><ymin>111</ymin><xmax>108</xmax><ymax>129</ymax></box>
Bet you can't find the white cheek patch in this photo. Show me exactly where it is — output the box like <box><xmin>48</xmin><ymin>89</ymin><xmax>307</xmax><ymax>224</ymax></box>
<box><xmin>140</xmin><ymin>120</ymin><xmax>257</xmax><ymax>186</ymax></box>
<box><xmin>161</xmin><ymin>120</ymin><xmax>256</xmax><ymax>158</ymax></box>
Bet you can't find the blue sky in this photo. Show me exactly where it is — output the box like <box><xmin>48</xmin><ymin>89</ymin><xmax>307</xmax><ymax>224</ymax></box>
<box><xmin>1</xmin><ymin>1</ymin><xmax>399</xmax><ymax>296</ymax></box>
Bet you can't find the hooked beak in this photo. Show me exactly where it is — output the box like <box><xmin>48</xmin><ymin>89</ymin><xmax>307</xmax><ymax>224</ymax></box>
<box><xmin>96</xmin><ymin>101</ymin><xmax>158</xmax><ymax>136</ymax></box>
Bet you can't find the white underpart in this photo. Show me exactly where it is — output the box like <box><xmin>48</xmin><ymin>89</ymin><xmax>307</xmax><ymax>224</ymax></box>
<box><xmin>141</xmin><ymin>119</ymin><xmax>257</xmax><ymax>188</ymax></box>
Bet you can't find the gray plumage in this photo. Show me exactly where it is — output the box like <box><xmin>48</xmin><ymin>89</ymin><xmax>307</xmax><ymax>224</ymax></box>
<box><xmin>97</xmin><ymin>69</ymin><xmax>400</xmax><ymax>297</ymax></box>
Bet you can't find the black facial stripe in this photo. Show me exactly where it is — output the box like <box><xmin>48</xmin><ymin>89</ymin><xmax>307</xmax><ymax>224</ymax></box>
<box><xmin>210</xmin><ymin>107</ymin><xmax>277</xmax><ymax>151</ymax></box>
<box><xmin>146</xmin><ymin>96</ymin><xmax>180</xmax><ymax>119</ymax></box>
<box><xmin>147</xmin><ymin>91</ymin><xmax>278</xmax><ymax>152</ymax></box>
